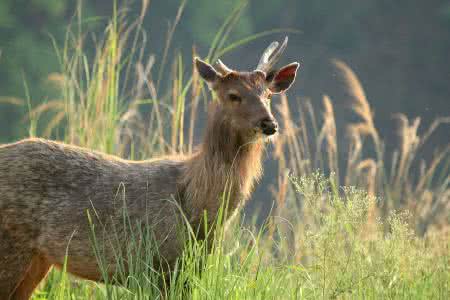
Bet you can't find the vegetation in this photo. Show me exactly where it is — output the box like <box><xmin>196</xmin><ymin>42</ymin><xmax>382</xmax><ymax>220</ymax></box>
<box><xmin>33</xmin><ymin>174</ymin><xmax>449</xmax><ymax>299</ymax></box>
<box><xmin>0</xmin><ymin>2</ymin><xmax>448</xmax><ymax>299</ymax></box>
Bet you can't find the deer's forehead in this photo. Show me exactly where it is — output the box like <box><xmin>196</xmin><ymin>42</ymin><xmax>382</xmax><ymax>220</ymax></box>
<box><xmin>221</xmin><ymin>72</ymin><xmax>267</xmax><ymax>95</ymax></box>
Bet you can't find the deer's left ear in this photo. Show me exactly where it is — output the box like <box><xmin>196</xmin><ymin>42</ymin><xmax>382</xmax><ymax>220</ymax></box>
<box><xmin>195</xmin><ymin>57</ymin><xmax>220</xmax><ymax>85</ymax></box>
<box><xmin>268</xmin><ymin>62</ymin><xmax>299</xmax><ymax>94</ymax></box>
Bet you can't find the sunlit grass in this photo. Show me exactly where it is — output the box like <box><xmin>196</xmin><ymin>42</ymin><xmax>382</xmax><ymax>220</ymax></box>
<box><xmin>32</xmin><ymin>174</ymin><xmax>449</xmax><ymax>299</ymax></box>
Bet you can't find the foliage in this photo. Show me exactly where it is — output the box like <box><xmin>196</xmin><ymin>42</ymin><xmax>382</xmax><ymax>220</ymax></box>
<box><xmin>0</xmin><ymin>0</ymin><xmax>80</xmax><ymax>140</ymax></box>
<box><xmin>0</xmin><ymin>0</ymin><xmax>257</xmax><ymax>143</ymax></box>
<box><xmin>33</xmin><ymin>174</ymin><xmax>449</xmax><ymax>299</ymax></box>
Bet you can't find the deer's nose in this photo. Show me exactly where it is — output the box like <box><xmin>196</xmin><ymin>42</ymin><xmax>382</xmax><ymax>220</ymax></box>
<box><xmin>259</xmin><ymin>118</ymin><xmax>278</xmax><ymax>135</ymax></box>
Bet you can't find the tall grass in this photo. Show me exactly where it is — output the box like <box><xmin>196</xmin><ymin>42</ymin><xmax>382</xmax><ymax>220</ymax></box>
<box><xmin>1</xmin><ymin>1</ymin><xmax>448</xmax><ymax>299</ymax></box>
<box><xmin>33</xmin><ymin>173</ymin><xmax>449</xmax><ymax>299</ymax></box>
<box><xmin>273</xmin><ymin>61</ymin><xmax>450</xmax><ymax>236</ymax></box>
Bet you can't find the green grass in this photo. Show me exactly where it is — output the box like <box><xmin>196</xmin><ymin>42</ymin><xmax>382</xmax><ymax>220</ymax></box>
<box><xmin>32</xmin><ymin>173</ymin><xmax>449</xmax><ymax>299</ymax></box>
<box><xmin>2</xmin><ymin>1</ymin><xmax>448</xmax><ymax>299</ymax></box>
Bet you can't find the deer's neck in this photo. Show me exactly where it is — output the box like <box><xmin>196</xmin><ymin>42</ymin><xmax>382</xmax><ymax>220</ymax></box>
<box><xmin>181</xmin><ymin>103</ymin><xmax>264</xmax><ymax>225</ymax></box>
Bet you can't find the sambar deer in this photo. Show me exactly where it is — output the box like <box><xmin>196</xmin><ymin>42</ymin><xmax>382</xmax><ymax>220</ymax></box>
<box><xmin>0</xmin><ymin>37</ymin><xmax>299</xmax><ymax>299</ymax></box>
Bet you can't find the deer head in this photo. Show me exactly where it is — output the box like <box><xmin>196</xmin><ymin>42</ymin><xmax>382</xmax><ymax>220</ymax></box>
<box><xmin>195</xmin><ymin>37</ymin><xmax>299</xmax><ymax>139</ymax></box>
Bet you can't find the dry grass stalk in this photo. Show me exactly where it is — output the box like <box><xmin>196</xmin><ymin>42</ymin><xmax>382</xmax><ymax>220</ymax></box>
<box><xmin>0</xmin><ymin>97</ymin><xmax>24</xmax><ymax>106</ymax></box>
<box><xmin>316</xmin><ymin>95</ymin><xmax>338</xmax><ymax>182</ymax></box>
<box><xmin>332</xmin><ymin>59</ymin><xmax>380</xmax><ymax>150</ymax></box>
<box><xmin>188</xmin><ymin>47</ymin><xmax>202</xmax><ymax>154</ymax></box>
<box><xmin>393</xmin><ymin>114</ymin><xmax>421</xmax><ymax>188</ymax></box>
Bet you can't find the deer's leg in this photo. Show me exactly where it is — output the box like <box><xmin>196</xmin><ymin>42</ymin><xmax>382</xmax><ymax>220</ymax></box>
<box><xmin>10</xmin><ymin>253</ymin><xmax>51</xmax><ymax>300</ymax></box>
<box><xmin>0</xmin><ymin>233</ymin><xmax>34</xmax><ymax>299</ymax></box>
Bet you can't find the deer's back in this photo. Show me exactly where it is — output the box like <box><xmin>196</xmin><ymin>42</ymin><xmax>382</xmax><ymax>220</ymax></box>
<box><xmin>0</xmin><ymin>138</ymin><xmax>186</xmax><ymax>274</ymax></box>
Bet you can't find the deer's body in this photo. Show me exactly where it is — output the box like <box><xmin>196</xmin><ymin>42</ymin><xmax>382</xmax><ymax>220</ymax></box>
<box><xmin>0</xmin><ymin>38</ymin><xmax>298</xmax><ymax>299</ymax></box>
<box><xmin>0</xmin><ymin>138</ymin><xmax>186</xmax><ymax>281</ymax></box>
<box><xmin>0</xmin><ymin>112</ymin><xmax>262</xmax><ymax>297</ymax></box>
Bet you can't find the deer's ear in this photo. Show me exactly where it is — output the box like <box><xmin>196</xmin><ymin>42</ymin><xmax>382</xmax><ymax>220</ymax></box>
<box><xmin>268</xmin><ymin>62</ymin><xmax>299</xmax><ymax>94</ymax></box>
<box><xmin>195</xmin><ymin>58</ymin><xmax>220</xmax><ymax>84</ymax></box>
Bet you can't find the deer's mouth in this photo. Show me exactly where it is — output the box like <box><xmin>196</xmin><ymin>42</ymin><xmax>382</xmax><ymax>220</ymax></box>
<box><xmin>265</xmin><ymin>131</ymin><xmax>278</xmax><ymax>143</ymax></box>
<box><xmin>252</xmin><ymin>128</ymin><xmax>278</xmax><ymax>143</ymax></box>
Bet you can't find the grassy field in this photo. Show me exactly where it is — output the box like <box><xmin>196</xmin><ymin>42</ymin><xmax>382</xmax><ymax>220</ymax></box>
<box><xmin>32</xmin><ymin>173</ymin><xmax>449</xmax><ymax>299</ymax></box>
<box><xmin>2</xmin><ymin>2</ymin><xmax>448</xmax><ymax>299</ymax></box>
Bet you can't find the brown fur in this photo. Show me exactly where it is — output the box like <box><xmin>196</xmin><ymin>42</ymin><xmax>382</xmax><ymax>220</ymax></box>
<box><xmin>0</xmin><ymin>57</ymin><xmax>297</xmax><ymax>298</ymax></box>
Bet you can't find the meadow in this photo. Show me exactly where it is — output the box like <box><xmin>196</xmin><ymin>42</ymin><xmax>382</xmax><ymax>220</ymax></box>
<box><xmin>1</xmin><ymin>2</ymin><xmax>448</xmax><ymax>299</ymax></box>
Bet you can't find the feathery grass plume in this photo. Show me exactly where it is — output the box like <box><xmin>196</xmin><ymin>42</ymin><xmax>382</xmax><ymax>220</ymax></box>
<box><xmin>393</xmin><ymin>114</ymin><xmax>421</xmax><ymax>189</ymax></box>
<box><xmin>355</xmin><ymin>158</ymin><xmax>379</xmax><ymax>236</ymax></box>
<box><xmin>355</xmin><ymin>159</ymin><xmax>377</xmax><ymax>196</ymax></box>
<box><xmin>332</xmin><ymin>59</ymin><xmax>380</xmax><ymax>151</ymax></box>
<box><xmin>274</xmin><ymin>95</ymin><xmax>312</xmax><ymax>178</ymax></box>
<box><xmin>316</xmin><ymin>95</ymin><xmax>339</xmax><ymax>184</ymax></box>
<box><xmin>345</xmin><ymin>125</ymin><xmax>363</xmax><ymax>186</ymax></box>
<box><xmin>272</xmin><ymin>94</ymin><xmax>317</xmax><ymax>219</ymax></box>
<box><xmin>332</xmin><ymin>59</ymin><xmax>385</xmax><ymax>206</ymax></box>
<box><xmin>333</xmin><ymin>59</ymin><xmax>385</xmax><ymax>195</ymax></box>
<box><xmin>274</xmin><ymin>95</ymin><xmax>295</xmax><ymax>173</ymax></box>
<box><xmin>385</xmin><ymin>114</ymin><xmax>450</xmax><ymax>234</ymax></box>
<box><xmin>333</xmin><ymin>59</ymin><xmax>385</xmax><ymax>198</ymax></box>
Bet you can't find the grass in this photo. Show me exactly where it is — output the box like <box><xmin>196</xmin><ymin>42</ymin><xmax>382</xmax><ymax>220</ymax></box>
<box><xmin>32</xmin><ymin>174</ymin><xmax>449</xmax><ymax>299</ymax></box>
<box><xmin>1</xmin><ymin>1</ymin><xmax>448</xmax><ymax>299</ymax></box>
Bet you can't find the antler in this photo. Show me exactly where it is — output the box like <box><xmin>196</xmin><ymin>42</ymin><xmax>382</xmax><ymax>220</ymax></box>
<box><xmin>255</xmin><ymin>36</ymin><xmax>288</xmax><ymax>74</ymax></box>
<box><xmin>214</xmin><ymin>59</ymin><xmax>233</xmax><ymax>75</ymax></box>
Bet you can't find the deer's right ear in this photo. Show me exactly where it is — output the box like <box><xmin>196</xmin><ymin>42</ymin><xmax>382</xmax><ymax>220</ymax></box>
<box><xmin>195</xmin><ymin>58</ymin><xmax>220</xmax><ymax>85</ymax></box>
<box><xmin>268</xmin><ymin>62</ymin><xmax>299</xmax><ymax>94</ymax></box>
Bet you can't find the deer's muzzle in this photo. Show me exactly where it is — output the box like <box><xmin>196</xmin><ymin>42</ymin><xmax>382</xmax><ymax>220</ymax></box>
<box><xmin>259</xmin><ymin>118</ymin><xmax>278</xmax><ymax>135</ymax></box>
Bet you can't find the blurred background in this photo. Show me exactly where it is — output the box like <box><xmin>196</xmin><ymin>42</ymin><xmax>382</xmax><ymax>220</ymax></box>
<box><xmin>0</xmin><ymin>0</ymin><xmax>449</xmax><ymax>226</ymax></box>
<box><xmin>1</xmin><ymin>0</ymin><xmax>449</xmax><ymax>141</ymax></box>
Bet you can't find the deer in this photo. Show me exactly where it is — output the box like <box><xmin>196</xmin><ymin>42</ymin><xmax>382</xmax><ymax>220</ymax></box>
<box><xmin>0</xmin><ymin>37</ymin><xmax>299</xmax><ymax>299</ymax></box>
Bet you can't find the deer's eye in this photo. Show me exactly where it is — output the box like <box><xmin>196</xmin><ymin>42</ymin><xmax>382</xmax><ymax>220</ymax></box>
<box><xmin>228</xmin><ymin>93</ymin><xmax>242</xmax><ymax>103</ymax></box>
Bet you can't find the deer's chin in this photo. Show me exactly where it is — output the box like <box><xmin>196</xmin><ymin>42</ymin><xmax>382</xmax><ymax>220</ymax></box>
<box><xmin>252</xmin><ymin>129</ymin><xmax>278</xmax><ymax>143</ymax></box>
<box><xmin>266</xmin><ymin>132</ymin><xmax>278</xmax><ymax>143</ymax></box>
<box><xmin>262</xmin><ymin>132</ymin><xmax>278</xmax><ymax>143</ymax></box>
